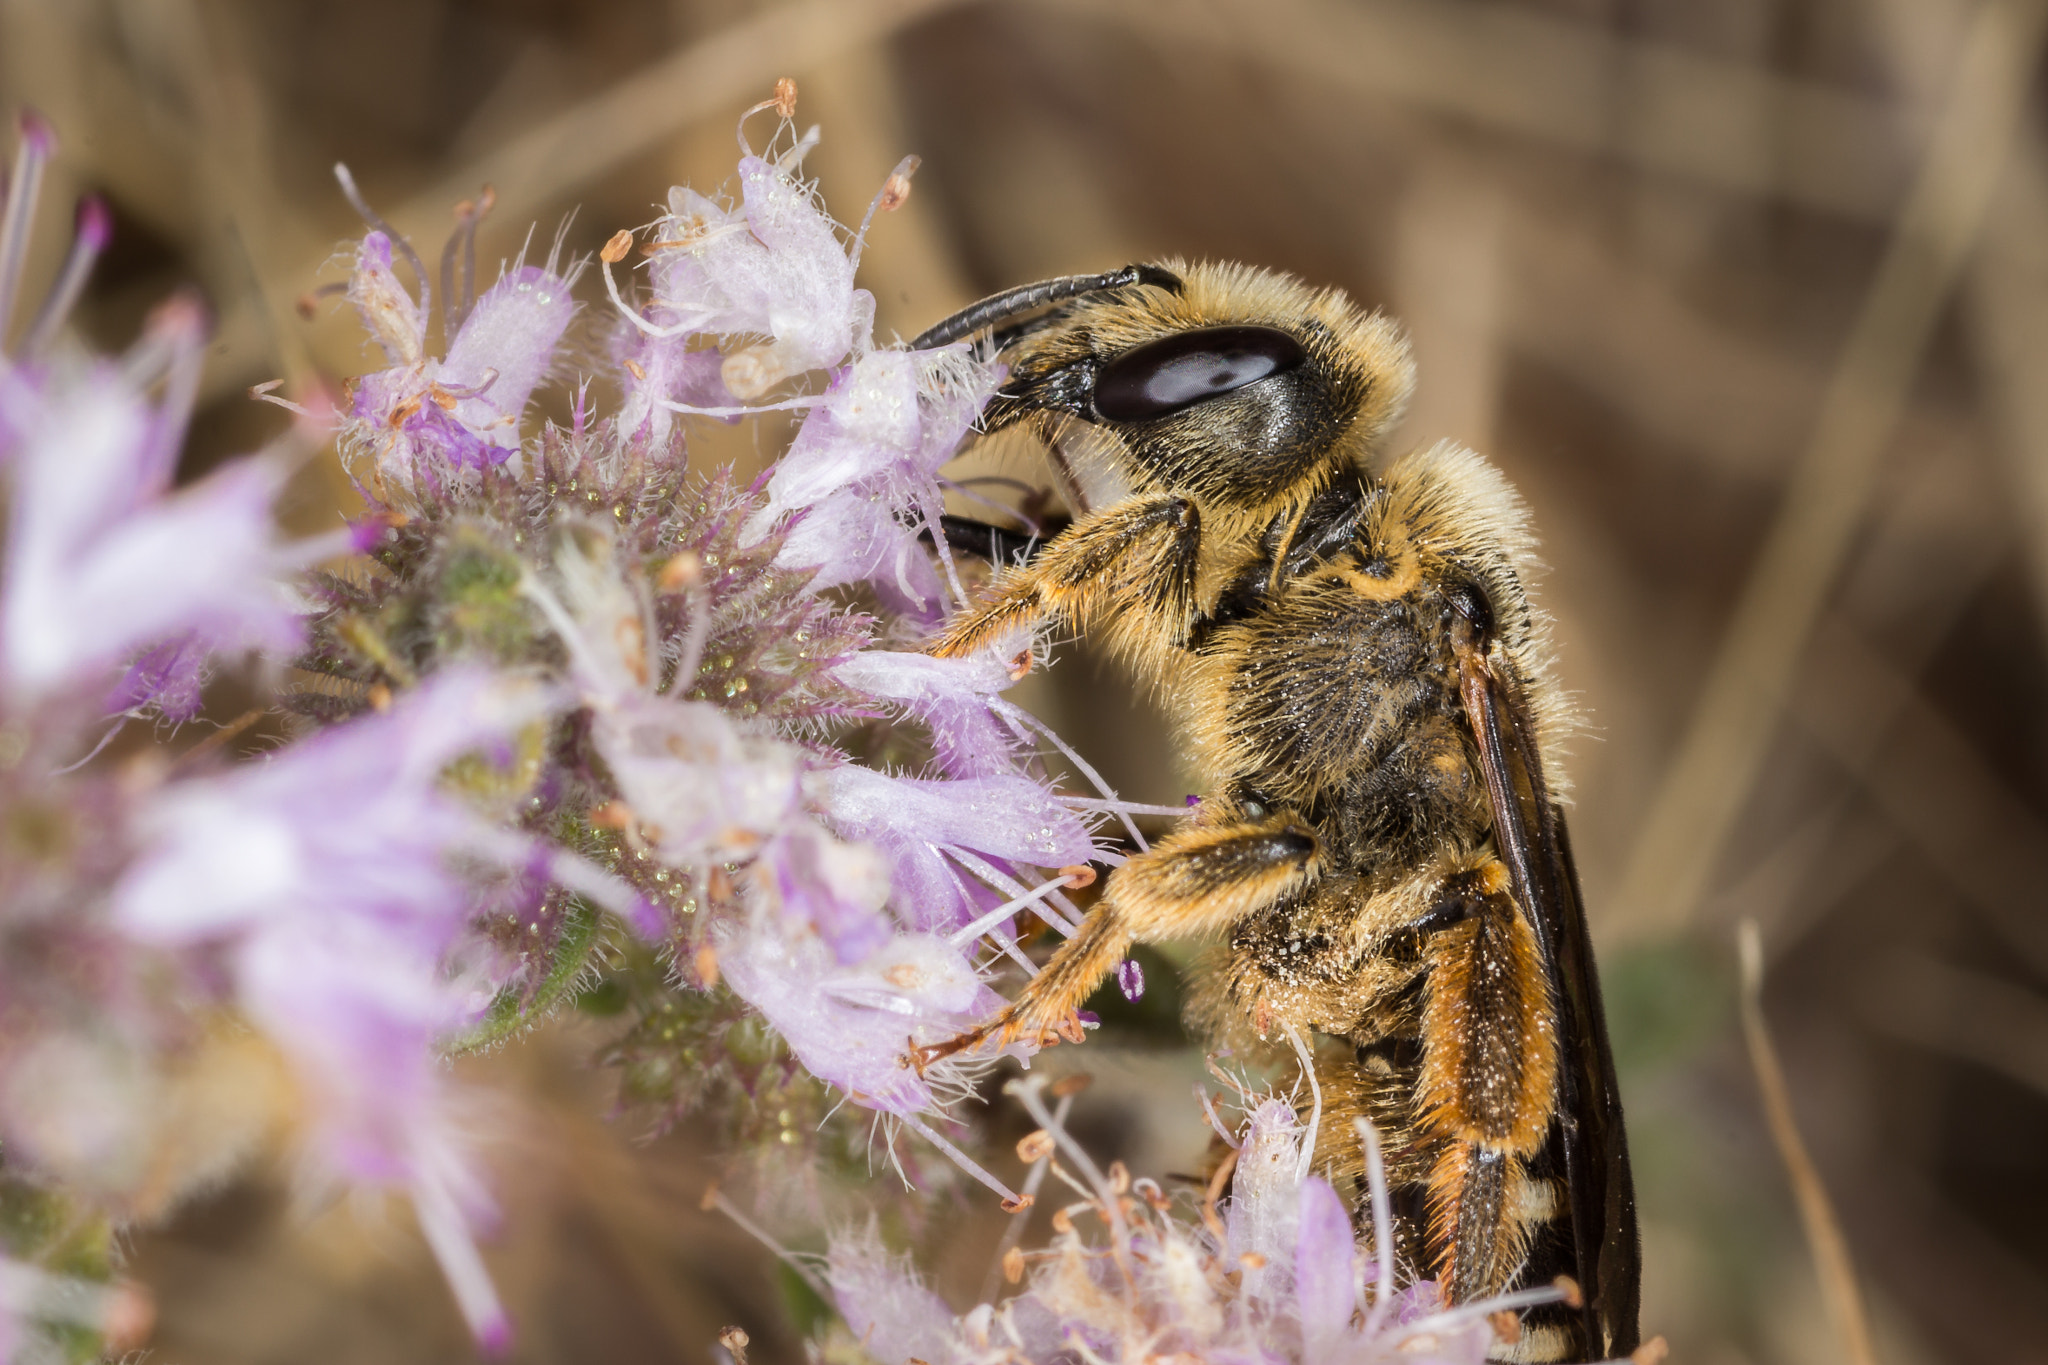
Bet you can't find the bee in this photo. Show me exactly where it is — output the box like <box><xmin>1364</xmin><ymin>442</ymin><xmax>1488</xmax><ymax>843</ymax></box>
<box><xmin>909</xmin><ymin>262</ymin><xmax>1640</xmax><ymax>1363</ymax></box>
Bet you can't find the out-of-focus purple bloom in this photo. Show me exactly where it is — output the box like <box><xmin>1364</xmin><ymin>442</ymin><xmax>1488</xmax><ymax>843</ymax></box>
<box><xmin>1296</xmin><ymin>1174</ymin><xmax>1359</xmax><ymax>1355</ymax></box>
<box><xmin>109</xmin><ymin>670</ymin><xmax>638</xmax><ymax>1347</ymax></box>
<box><xmin>342</xmin><ymin>220</ymin><xmax>578</xmax><ymax>490</ymax></box>
<box><xmin>0</xmin><ymin>299</ymin><xmax>308</xmax><ymax>712</ymax></box>
<box><xmin>0</xmin><ymin>110</ymin><xmax>316</xmax><ymax>723</ymax></box>
<box><xmin>106</xmin><ymin>634</ymin><xmax>208</xmax><ymax>723</ymax></box>
<box><xmin>827</xmin><ymin>1228</ymin><xmax>960</xmax><ymax>1365</ymax></box>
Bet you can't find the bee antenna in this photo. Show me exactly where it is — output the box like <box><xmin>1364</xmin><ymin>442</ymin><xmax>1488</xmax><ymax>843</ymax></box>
<box><xmin>910</xmin><ymin>263</ymin><xmax>1182</xmax><ymax>351</ymax></box>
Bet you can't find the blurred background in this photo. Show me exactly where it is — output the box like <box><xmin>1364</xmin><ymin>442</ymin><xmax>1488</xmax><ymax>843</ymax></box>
<box><xmin>5</xmin><ymin>0</ymin><xmax>2047</xmax><ymax>1360</ymax></box>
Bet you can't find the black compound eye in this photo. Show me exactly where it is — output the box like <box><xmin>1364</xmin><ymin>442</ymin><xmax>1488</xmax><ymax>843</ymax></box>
<box><xmin>1092</xmin><ymin>325</ymin><xmax>1306</xmax><ymax>422</ymax></box>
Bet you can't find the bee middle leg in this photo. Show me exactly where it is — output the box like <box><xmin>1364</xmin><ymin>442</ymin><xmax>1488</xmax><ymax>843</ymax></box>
<box><xmin>926</xmin><ymin>492</ymin><xmax>1201</xmax><ymax>658</ymax></box>
<box><xmin>1416</xmin><ymin>859</ymin><xmax>1561</xmax><ymax>1303</ymax></box>
<box><xmin>913</xmin><ymin>809</ymin><xmax>1321</xmax><ymax>1066</ymax></box>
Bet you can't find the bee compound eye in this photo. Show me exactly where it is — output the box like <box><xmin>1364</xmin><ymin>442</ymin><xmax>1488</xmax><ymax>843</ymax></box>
<box><xmin>1092</xmin><ymin>325</ymin><xmax>1306</xmax><ymax>422</ymax></box>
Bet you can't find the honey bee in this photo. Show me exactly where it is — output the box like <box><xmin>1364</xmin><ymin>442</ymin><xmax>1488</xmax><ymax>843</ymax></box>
<box><xmin>910</xmin><ymin>262</ymin><xmax>1640</xmax><ymax>1363</ymax></box>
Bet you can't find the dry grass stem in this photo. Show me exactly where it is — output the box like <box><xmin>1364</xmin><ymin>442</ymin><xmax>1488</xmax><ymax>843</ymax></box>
<box><xmin>1738</xmin><ymin>920</ymin><xmax>1878</xmax><ymax>1365</ymax></box>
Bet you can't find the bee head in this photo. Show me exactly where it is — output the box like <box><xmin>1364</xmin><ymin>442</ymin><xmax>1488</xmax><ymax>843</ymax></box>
<box><xmin>976</xmin><ymin>261</ymin><xmax>1413</xmax><ymax>511</ymax></box>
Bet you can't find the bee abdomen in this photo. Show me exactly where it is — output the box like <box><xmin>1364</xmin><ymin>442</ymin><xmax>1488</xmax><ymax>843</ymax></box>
<box><xmin>1485</xmin><ymin>1144</ymin><xmax>1587</xmax><ymax>1362</ymax></box>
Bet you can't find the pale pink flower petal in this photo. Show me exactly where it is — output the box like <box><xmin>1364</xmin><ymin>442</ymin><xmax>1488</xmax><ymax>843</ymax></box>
<box><xmin>821</xmin><ymin>767</ymin><xmax>1098</xmax><ymax>933</ymax></box>
<box><xmin>438</xmin><ymin>263</ymin><xmax>578</xmax><ymax>462</ymax></box>
<box><xmin>717</xmin><ymin>923</ymin><xmax>1004</xmax><ymax>1117</ymax></box>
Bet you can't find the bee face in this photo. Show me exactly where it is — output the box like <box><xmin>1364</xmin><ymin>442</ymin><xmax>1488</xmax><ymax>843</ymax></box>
<box><xmin>914</xmin><ymin>261</ymin><xmax>1639</xmax><ymax>1364</ymax></box>
<box><xmin>984</xmin><ymin>262</ymin><xmax>1414</xmax><ymax>510</ymax></box>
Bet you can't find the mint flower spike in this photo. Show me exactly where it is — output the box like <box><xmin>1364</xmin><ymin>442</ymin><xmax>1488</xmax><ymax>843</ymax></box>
<box><xmin>826</xmin><ymin>1076</ymin><xmax>1561</xmax><ymax>1365</ymax></box>
<box><xmin>335</xmin><ymin>166</ymin><xmax>580</xmax><ymax>494</ymax></box>
<box><xmin>109</xmin><ymin>670</ymin><xmax>635</xmax><ymax>1351</ymax></box>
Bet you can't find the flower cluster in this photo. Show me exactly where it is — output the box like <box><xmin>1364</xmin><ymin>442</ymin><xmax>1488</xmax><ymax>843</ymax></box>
<box><xmin>0</xmin><ymin>86</ymin><xmax>1155</xmax><ymax>1357</ymax></box>
<box><xmin>824</xmin><ymin>1078</ymin><xmax>1551</xmax><ymax>1365</ymax></box>
<box><xmin>313</xmin><ymin>101</ymin><xmax>1119</xmax><ymax>1164</ymax></box>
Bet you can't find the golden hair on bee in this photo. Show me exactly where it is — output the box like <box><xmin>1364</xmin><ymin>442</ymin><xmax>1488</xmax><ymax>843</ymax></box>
<box><xmin>912</xmin><ymin>260</ymin><xmax>1639</xmax><ymax>1364</ymax></box>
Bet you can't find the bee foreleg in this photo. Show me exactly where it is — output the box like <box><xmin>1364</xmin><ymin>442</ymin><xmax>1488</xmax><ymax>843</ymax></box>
<box><xmin>913</xmin><ymin>811</ymin><xmax>1320</xmax><ymax>1067</ymax></box>
<box><xmin>1417</xmin><ymin>861</ymin><xmax>1561</xmax><ymax>1303</ymax></box>
<box><xmin>925</xmin><ymin>493</ymin><xmax>1201</xmax><ymax>658</ymax></box>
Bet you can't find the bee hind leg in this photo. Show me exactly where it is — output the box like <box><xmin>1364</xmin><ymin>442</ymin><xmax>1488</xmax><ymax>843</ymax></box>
<box><xmin>1416</xmin><ymin>861</ymin><xmax>1560</xmax><ymax>1303</ymax></box>
<box><xmin>914</xmin><ymin>810</ymin><xmax>1323</xmax><ymax>1069</ymax></box>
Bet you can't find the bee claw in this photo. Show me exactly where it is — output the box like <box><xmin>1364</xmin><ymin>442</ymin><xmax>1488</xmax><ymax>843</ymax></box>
<box><xmin>907</xmin><ymin>1006</ymin><xmax>1094</xmax><ymax>1074</ymax></box>
<box><xmin>908</xmin><ymin>1025</ymin><xmax>993</xmax><ymax>1074</ymax></box>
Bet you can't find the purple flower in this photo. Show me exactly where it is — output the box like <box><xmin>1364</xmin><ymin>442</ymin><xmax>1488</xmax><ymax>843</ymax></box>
<box><xmin>110</xmin><ymin>670</ymin><xmax>634</xmax><ymax>1347</ymax></box>
<box><xmin>831</xmin><ymin>650</ymin><xmax>1022</xmax><ymax>779</ymax></box>
<box><xmin>611</xmin><ymin>329</ymin><xmax>734</xmax><ymax>448</ymax></box>
<box><xmin>750</xmin><ymin>348</ymin><xmax>996</xmax><ymax>614</ymax></box>
<box><xmin>341</xmin><ymin>221</ymin><xmax>578</xmax><ymax>492</ymax></box>
<box><xmin>633</xmin><ymin>160</ymin><xmax>870</xmax><ymax>398</ymax></box>
<box><xmin>717</xmin><ymin>920</ymin><xmax>1010</xmax><ymax>1121</ymax></box>
<box><xmin>820</xmin><ymin>767</ymin><xmax>1098</xmax><ymax>936</ymax></box>
<box><xmin>521</xmin><ymin>531</ymin><xmax>807</xmax><ymax>872</ymax></box>
<box><xmin>754</xmin><ymin>821</ymin><xmax>896</xmax><ymax>961</ymax></box>
<box><xmin>606</xmin><ymin>127</ymin><xmax>1000</xmax><ymax>614</ymax></box>
<box><xmin>0</xmin><ymin>299</ymin><xmax>310</xmax><ymax>712</ymax></box>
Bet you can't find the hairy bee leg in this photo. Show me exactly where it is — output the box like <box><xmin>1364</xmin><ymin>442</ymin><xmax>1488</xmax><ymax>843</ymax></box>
<box><xmin>1417</xmin><ymin>860</ymin><xmax>1561</xmax><ymax>1304</ymax></box>
<box><xmin>914</xmin><ymin>812</ymin><xmax>1321</xmax><ymax>1068</ymax></box>
<box><xmin>926</xmin><ymin>493</ymin><xmax>1200</xmax><ymax>658</ymax></box>
<box><xmin>998</xmin><ymin>812</ymin><xmax>1321</xmax><ymax>1040</ymax></box>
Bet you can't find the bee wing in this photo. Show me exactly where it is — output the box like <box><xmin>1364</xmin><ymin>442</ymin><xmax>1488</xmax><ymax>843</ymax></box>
<box><xmin>1458</xmin><ymin>659</ymin><xmax>1642</xmax><ymax>1358</ymax></box>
